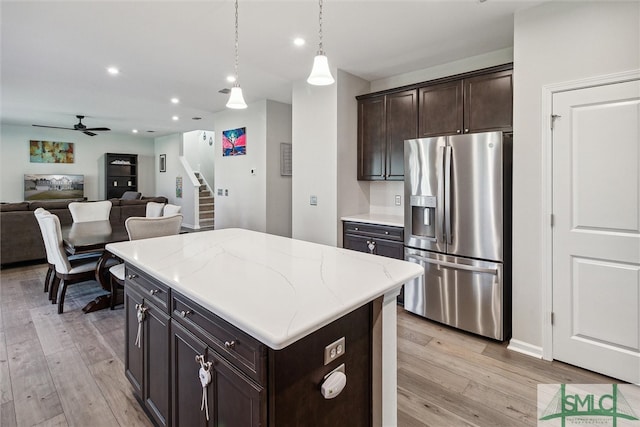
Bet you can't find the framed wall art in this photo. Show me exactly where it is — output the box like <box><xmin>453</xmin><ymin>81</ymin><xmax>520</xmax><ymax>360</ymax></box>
<box><xmin>159</xmin><ymin>154</ymin><xmax>166</xmax><ymax>172</ymax></box>
<box><xmin>29</xmin><ymin>140</ymin><xmax>75</xmax><ymax>163</ymax></box>
<box><xmin>222</xmin><ymin>127</ymin><xmax>246</xmax><ymax>156</ymax></box>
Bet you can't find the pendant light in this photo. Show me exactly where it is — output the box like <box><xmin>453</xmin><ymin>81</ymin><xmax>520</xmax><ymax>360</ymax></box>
<box><xmin>226</xmin><ymin>0</ymin><xmax>247</xmax><ymax>109</ymax></box>
<box><xmin>307</xmin><ymin>0</ymin><xmax>334</xmax><ymax>86</ymax></box>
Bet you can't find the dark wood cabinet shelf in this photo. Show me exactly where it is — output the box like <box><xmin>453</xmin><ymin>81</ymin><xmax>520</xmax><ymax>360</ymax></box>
<box><xmin>356</xmin><ymin>64</ymin><xmax>513</xmax><ymax>181</ymax></box>
<box><xmin>105</xmin><ymin>153</ymin><xmax>138</xmax><ymax>199</ymax></box>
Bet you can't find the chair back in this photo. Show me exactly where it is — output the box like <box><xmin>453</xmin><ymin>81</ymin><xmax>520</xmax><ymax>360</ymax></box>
<box><xmin>163</xmin><ymin>204</ymin><xmax>182</xmax><ymax>216</ymax></box>
<box><xmin>69</xmin><ymin>200</ymin><xmax>112</xmax><ymax>223</ymax></box>
<box><xmin>34</xmin><ymin>208</ymin><xmax>55</xmax><ymax>264</ymax></box>
<box><xmin>39</xmin><ymin>212</ymin><xmax>73</xmax><ymax>274</ymax></box>
<box><xmin>125</xmin><ymin>214</ymin><xmax>183</xmax><ymax>241</ymax></box>
<box><xmin>145</xmin><ymin>201</ymin><xmax>166</xmax><ymax>218</ymax></box>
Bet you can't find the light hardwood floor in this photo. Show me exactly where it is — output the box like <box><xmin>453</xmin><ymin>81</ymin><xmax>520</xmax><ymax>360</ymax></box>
<box><xmin>1</xmin><ymin>263</ymin><xmax>616</xmax><ymax>426</ymax></box>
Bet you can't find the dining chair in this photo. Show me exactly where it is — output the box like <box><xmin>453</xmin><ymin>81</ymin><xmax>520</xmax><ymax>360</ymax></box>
<box><xmin>162</xmin><ymin>203</ymin><xmax>182</xmax><ymax>216</ymax></box>
<box><xmin>39</xmin><ymin>212</ymin><xmax>102</xmax><ymax>314</ymax></box>
<box><xmin>109</xmin><ymin>214</ymin><xmax>183</xmax><ymax>309</ymax></box>
<box><xmin>145</xmin><ymin>201</ymin><xmax>165</xmax><ymax>217</ymax></box>
<box><xmin>34</xmin><ymin>208</ymin><xmax>102</xmax><ymax>298</ymax></box>
<box><xmin>69</xmin><ymin>200</ymin><xmax>112</xmax><ymax>223</ymax></box>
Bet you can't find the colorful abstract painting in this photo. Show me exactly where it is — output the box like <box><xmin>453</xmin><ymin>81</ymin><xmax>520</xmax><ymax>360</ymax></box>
<box><xmin>29</xmin><ymin>140</ymin><xmax>75</xmax><ymax>163</ymax></box>
<box><xmin>222</xmin><ymin>127</ymin><xmax>246</xmax><ymax>156</ymax></box>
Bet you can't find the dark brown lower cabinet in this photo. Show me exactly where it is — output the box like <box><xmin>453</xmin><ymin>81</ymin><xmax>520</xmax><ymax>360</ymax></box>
<box><xmin>171</xmin><ymin>321</ymin><xmax>264</xmax><ymax>427</ymax></box>
<box><xmin>125</xmin><ymin>285</ymin><xmax>170</xmax><ymax>427</ymax></box>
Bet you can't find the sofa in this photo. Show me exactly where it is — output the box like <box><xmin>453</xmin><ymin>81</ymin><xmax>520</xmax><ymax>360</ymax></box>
<box><xmin>0</xmin><ymin>197</ymin><xmax>168</xmax><ymax>266</ymax></box>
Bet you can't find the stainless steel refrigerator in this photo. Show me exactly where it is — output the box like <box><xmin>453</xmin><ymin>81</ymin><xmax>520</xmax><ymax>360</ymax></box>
<box><xmin>403</xmin><ymin>131</ymin><xmax>512</xmax><ymax>340</ymax></box>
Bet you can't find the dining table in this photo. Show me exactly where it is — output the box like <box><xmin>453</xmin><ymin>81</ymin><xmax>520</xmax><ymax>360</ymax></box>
<box><xmin>61</xmin><ymin>220</ymin><xmax>129</xmax><ymax>313</ymax></box>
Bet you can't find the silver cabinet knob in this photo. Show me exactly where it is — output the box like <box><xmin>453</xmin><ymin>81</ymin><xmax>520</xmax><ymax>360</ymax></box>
<box><xmin>354</xmin><ymin>227</ymin><xmax>359</xmax><ymax>231</ymax></box>
<box><xmin>224</xmin><ymin>340</ymin><xmax>236</xmax><ymax>349</ymax></box>
<box><xmin>384</xmin><ymin>231</ymin><xmax>389</xmax><ymax>235</ymax></box>
<box><xmin>180</xmin><ymin>310</ymin><xmax>192</xmax><ymax>318</ymax></box>
<box><xmin>149</xmin><ymin>289</ymin><xmax>159</xmax><ymax>296</ymax></box>
<box><xmin>127</xmin><ymin>274</ymin><xmax>138</xmax><ymax>280</ymax></box>
<box><xmin>456</xmin><ymin>129</ymin><xmax>461</xmax><ymax>134</ymax></box>
<box><xmin>464</xmin><ymin>128</ymin><xmax>469</xmax><ymax>133</ymax></box>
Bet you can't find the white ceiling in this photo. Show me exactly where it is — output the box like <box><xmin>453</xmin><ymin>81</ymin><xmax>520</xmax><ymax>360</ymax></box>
<box><xmin>1</xmin><ymin>0</ymin><xmax>541</xmax><ymax>138</ymax></box>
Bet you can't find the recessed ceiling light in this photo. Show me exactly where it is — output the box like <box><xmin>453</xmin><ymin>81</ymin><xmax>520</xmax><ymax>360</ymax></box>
<box><xmin>171</xmin><ymin>97</ymin><xmax>180</xmax><ymax>104</ymax></box>
<box><xmin>172</xmin><ymin>116</ymin><xmax>179</xmax><ymax>121</ymax></box>
<box><xmin>293</xmin><ymin>37</ymin><xmax>305</xmax><ymax>47</ymax></box>
<box><xmin>132</xmin><ymin>129</ymin><xmax>138</xmax><ymax>133</ymax></box>
<box><xmin>107</xmin><ymin>67</ymin><xmax>119</xmax><ymax>75</ymax></box>
<box><xmin>226</xmin><ymin>75</ymin><xmax>236</xmax><ymax>83</ymax></box>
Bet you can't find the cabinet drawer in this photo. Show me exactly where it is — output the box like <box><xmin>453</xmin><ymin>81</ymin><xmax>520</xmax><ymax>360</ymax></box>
<box><xmin>125</xmin><ymin>265</ymin><xmax>170</xmax><ymax>312</ymax></box>
<box><xmin>343</xmin><ymin>221</ymin><xmax>403</xmax><ymax>241</ymax></box>
<box><xmin>344</xmin><ymin>234</ymin><xmax>404</xmax><ymax>260</ymax></box>
<box><xmin>171</xmin><ymin>291</ymin><xmax>266</xmax><ymax>385</ymax></box>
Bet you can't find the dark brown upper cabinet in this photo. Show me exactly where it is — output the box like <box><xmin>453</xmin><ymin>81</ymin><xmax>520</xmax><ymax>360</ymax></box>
<box><xmin>418</xmin><ymin>69</ymin><xmax>513</xmax><ymax>137</ymax></box>
<box><xmin>357</xmin><ymin>89</ymin><xmax>417</xmax><ymax>181</ymax></box>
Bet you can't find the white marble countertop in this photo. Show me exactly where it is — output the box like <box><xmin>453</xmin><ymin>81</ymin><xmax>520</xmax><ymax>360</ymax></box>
<box><xmin>340</xmin><ymin>213</ymin><xmax>404</xmax><ymax>228</ymax></box>
<box><xmin>106</xmin><ymin>228</ymin><xmax>422</xmax><ymax>350</ymax></box>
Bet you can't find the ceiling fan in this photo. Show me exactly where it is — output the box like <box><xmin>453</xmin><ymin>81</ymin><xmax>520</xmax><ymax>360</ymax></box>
<box><xmin>32</xmin><ymin>115</ymin><xmax>111</xmax><ymax>136</ymax></box>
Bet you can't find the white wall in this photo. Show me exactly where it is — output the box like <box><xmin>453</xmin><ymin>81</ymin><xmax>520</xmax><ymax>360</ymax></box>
<box><xmin>154</xmin><ymin>133</ymin><xmax>183</xmax><ymax>206</ymax></box>
<box><xmin>370</xmin><ymin>181</ymin><xmax>403</xmax><ymax>216</ymax></box>
<box><xmin>291</xmin><ymin>79</ymin><xmax>338</xmax><ymax>245</ymax></box>
<box><xmin>512</xmin><ymin>1</ymin><xmax>640</xmax><ymax>349</ymax></box>
<box><xmin>183</xmin><ymin>129</ymin><xmax>215</xmax><ymax>189</ymax></box>
<box><xmin>336</xmin><ymin>70</ymin><xmax>371</xmax><ymax>246</ymax></box>
<box><xmin>0</xmin><ymin>124</ymin><xmax>155</xmax><ymax>201</ymax></box>
<box><xmin>265</xmin><ymin>100</ymin><xmax>293</xmax><ymax>237</ymax></box>
<box><xmin>213</xmin><ymin>100</ymin><xmax>268</xmax><ymax>232</ymax></box>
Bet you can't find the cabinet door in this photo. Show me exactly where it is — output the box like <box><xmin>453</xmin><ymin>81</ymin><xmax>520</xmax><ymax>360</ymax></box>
<box><xmin>172</xmin><ymin>322</ymin><xmax>211</xmax><ymax>427</ymax></box>
<box><xmin>418</xmin><ymin>80</ymin><xmax>463</xmax><ymax>137</ymax></box>
<box><xmin>143</xmin><ymin>299</ymin><xmax>171</xmax><ymax>427</ymax></box>
<box><xmin>357</xmin><ymin>97</ymin><xmax>386</xmax><ymax>180</ymax></box>
<box><xmin>211</xmin><ymin>351</ymin><xmax>265</xmax><ymax>427</ymax></box>
<box><xmin>172</xmin><ymin>321</ymin><xmax>264</xmax><ymax>427</ymax></box>
<box><xmin>464</xmin><ymin>70</ymin><xmax>513</xmax><ymax>133</ymax></box>
<box><xmin>386</xmin><ymin>90</ymin><xmax>417</xmax><ymax>180</ymax></box>
<box><xmin>125</xmin><ymin>286</ymin><xmax>144</xmax><ymax>399</ymax></box>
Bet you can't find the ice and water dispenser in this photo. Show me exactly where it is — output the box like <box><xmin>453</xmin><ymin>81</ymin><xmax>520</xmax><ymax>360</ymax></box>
<box><xmin>409</xmin><ymin>195</ymin><xmax>437</xmax><ymax>240</ymax></box>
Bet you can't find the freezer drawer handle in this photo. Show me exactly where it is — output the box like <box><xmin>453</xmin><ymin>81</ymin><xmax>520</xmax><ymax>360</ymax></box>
<box><xmin>406</xmin><ymin>254</ymin><xmax>498</xmax><ymax>275</ymax></box>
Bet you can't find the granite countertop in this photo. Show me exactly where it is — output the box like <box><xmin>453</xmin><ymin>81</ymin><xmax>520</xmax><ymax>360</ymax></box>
<box><xmin>340</xmin><ymin>213</ymin><xmax>404</xmax><ymax>228</ymax></box>
<box><xmin>106</xmin><ymin>228</ymin><xmax>422</xmax><ymax>350</ymax></box>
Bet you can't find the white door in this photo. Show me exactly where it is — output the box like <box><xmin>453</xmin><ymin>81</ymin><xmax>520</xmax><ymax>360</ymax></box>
<box><xmin>552</xmin><ymin>79</ymin><xmax>640</xmax><ymax>384</ymax></box>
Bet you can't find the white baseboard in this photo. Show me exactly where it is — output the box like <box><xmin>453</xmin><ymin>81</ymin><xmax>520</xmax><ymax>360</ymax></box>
<box><xmin>507</xmin><ymin>339</ymin><xmax>544</xmax><ymax>359</ymax></box>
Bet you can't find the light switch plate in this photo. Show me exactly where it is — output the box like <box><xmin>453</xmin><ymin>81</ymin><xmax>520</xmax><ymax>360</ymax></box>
<box><xmin>395</xmin><ymin>195</ymin><xmax>401</xmax><ymax>206</ymax></box>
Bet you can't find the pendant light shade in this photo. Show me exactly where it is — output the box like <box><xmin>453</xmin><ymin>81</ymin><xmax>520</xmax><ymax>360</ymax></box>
<box><xmin>227</xmin><ymin>0</ymin><xmax>247</xmax><ymax>109</ymax></box>
<box><xmin>307</xmin><ymin>54</ymin><xmax>334</xmax><ymax>86</ymax></box>
<box><xmin>226</xmin><ymin>85</ymin><xmax>247</xmax><ymax>109</ymax></box>
<box><xmin>307</xmin><ymin>0</ymin><xmax>334</xmax><ymax>86</ymax></box>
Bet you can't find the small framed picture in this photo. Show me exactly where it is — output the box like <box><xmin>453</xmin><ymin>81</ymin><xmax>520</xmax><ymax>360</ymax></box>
<box><xmin>159</xmin><ymin>154</ymin><xmax>166</xmax><ymax>172</ymax></box>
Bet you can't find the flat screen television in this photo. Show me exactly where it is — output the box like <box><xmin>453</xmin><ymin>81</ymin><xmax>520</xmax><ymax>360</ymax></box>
<box><xmin>24</xmin><ymin>174</ymin><xmax>84</xmax><ymax>201</ymax></box>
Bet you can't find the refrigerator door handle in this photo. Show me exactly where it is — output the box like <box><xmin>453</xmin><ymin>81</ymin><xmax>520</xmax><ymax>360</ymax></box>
<box><xmin>438</xmin><ymin>146</ymin><xmax>446</xmax><ymax>242</ymax></box>
<box><xmin>406</xmin><ymin>254</ymin><xmax>499</xmax><ymax>275</ymax></box>
<box><xmin>444</xmin><ymin>145</ymin><xmax>452</xmax><ymax>245</ymax></box>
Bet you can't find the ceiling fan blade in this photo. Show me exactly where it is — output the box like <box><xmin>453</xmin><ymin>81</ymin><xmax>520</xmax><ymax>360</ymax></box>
<box><xmin>32</xmin><ymin>124</ymin><xmax>75</xmax><ymax>130</ymax></box>
<box><xmin>83</xmin><ymin>131</ymin><xmax>97</xmax><ymax>136</ymax></box>
<box><xmin>84</xmin><ymin>127</ymin><xmax>111</xmax><ymax>131</ymax></box>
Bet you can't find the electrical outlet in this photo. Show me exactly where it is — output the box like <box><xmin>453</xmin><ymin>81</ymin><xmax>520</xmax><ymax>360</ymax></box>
<box><xmin>324</xmin><ymin>337</ymin><xmax>346</xmax><ymax>365</ymax></box>
<box><xmin>225</xmin><ymin>189</ymin><xmax>229</xmax><ymax>196</ymax></box>
<box><xmin>395</xmin><ymin>195</ymin><xmax>402</xmax><ymax>206</ymax></box>
<box><xmin>217</xmin><ymin>189</ymin><xmax>223</xmax><ymax>196</ymax></box>
<box><xmin>310</xmin><ymin>195</ymin><xmax>318</xmax><ymax>206</ymax></box>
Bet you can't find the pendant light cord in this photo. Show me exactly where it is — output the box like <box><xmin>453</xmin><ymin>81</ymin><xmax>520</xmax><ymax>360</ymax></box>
<box><xmin>234</xmin><ymin>0</ymin><xmax>239</xmax><ymax>85</ymax></box>
<box><xmin>317</xmin><ymin>0</ymin><xmax>324</xmax><ymax>55</ymax></box>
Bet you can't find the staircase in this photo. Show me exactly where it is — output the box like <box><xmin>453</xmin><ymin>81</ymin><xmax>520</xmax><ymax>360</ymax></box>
<box><xmin>195</xmin><ymin>173</ymin><xmax>214</xmax><ymax>230</ymax></box>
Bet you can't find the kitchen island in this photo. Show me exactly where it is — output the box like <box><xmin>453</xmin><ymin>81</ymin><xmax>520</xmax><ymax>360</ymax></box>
<box><xmin>106</xmin><ymin>228</ymin><xmax>423</xmax><ymax>427</ymax></box>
